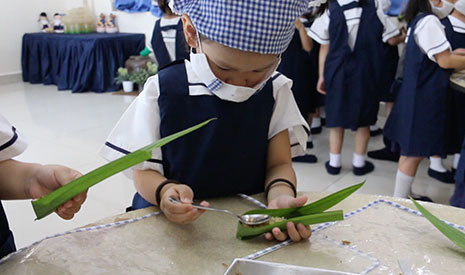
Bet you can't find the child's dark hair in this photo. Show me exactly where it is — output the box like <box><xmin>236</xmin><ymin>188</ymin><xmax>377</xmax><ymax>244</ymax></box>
<box><xmin>157</xmin><ymin>0</ymin><xmax>174</xmax><ymax>15</ymax></box>
<box><xmin>40</xmin><ymin>12</ymin><xmax>47</xmax><ymax>17</ymax></box>
<box><xmin>404</xmin><ymin>0</ymin><xmax>432</xmax><ymax>23</ymax></box>
<box><xmin>315</xmin><ymin>0</ymin><xmax>367</xmax><ymax>16</ymax></box>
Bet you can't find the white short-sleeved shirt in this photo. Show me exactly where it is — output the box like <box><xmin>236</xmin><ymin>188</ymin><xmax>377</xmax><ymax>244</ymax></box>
<box><xmin>99</xmin><ymin>60</ymin><xmax>309</xmax><ymax>178</ymax></box>
<box><xmin>405</xmin><ymin>15</ymin><xmax>451</xmax><ymax>63</ymax></box>
<box><xmin>308</xmin><ymin>0</ymin><xmax>400</xmax><ymax>50</ymax></box>
<box><xmin>448</xmin><ymin>15</ymin><xmax>465</xmax><ymax>34</ymax></box>
<box><xmin>0</xmin><ymin>114</ymin><xmax>27</xmax><ymax>161</ymax></box>
<box><xmin>159</xmin><ymin>17</ymin><xmax>181</xmax><ymax>62</ymax></box>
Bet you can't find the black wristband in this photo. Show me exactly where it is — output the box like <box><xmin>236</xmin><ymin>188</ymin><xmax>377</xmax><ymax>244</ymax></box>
<box><xmin>155</xmin><ymin>179</ymin><xmax>181</xmax><ymax>206</ymax></box>
<box><xmin>265</xmin><ymin>178</ymin><xmax>297</xmax><ymax>198</ymax></box>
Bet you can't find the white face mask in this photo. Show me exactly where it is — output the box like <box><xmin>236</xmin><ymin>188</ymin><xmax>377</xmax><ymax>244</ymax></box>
<box><xmin>430</xmin><ymin>0</ymin><xmax>454</xmax><ymax>19</ymax></box>
<box><xmin>189</xmin><ymin>33</ymin><xmax>281</xmax><ymax>103</ymax></box>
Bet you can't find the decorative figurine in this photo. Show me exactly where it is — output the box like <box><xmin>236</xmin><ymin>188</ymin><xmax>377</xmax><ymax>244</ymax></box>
<box><xmin>96</xmin><ymin>13</ymin><xmax>106</xmax><ymax>33</ymax></box>
<box><xmin>38</xmin><ymin>12</ymin><xmax>53</xmax><ymax>33</ymax></box>
<box><xmin>53</xmin><ymin>13</ymin><xmax>65</xmax><ymax>33</ymax></box>
<box><xmin>105</xmin><ymin>13</ymin><xmax>118</xmax><ymax>33</ymax></box>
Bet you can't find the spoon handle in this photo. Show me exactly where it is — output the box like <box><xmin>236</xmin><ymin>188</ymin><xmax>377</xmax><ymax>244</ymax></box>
<box><xmin>168</xmin><ymin>197</ymin><xmax>239</xmax><ymax>219</ymax></box>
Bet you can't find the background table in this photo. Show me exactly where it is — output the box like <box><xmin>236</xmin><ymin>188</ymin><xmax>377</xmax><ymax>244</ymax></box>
<box><xmin>0</xmin><ymin>192</ymin><xmax>464</xmax><ymax>274</ymax></box>
<box><xmin>21</xmin><ymin>33</ymin><xmax>145</xmax><ymax>93</ymax></box>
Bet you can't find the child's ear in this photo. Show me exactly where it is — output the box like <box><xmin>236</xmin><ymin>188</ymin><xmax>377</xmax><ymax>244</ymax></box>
<box><xmin>182</xmin><ymin>14</ymin><xmax>198</xmax><ymax>49</ymax></box>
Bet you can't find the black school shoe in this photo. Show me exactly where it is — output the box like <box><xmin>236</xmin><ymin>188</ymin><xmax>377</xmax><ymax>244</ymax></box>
<box><xmin>353</xmin><ymin>161</ymin><xmax>375</xmax><ymax>176</ymax></box>
<box><xmin>325</xmin><ymin>161</ymin><xmax>341</xmax><ymax>175</ymax></box>
<box><xmin>370</xmin><ymin>128</ymin><xmax>383</xmax><ymax>137</ymax></box>
<box><xmin>292</xmin><ymin>154</ymin><xmax>318</xmax><ymax>163</ymax></box>
<box><xmin>410</xmin><ymin>195</ymin><xmax>434</xmax><ymax>203</ymax></box>
<box><xmin>307</xmin><ymin>141</ymin><xmax>314</xmax><ymax>149</ymax></box>
<box><xmin>367</xmin><ymin>147</ymin><xmax>400</xmax><ymax>162</ymax></box>
<box><xmin>427</xmin><ymin>169</ymin><xmax>455</xmax><ymax>184</ymax></box>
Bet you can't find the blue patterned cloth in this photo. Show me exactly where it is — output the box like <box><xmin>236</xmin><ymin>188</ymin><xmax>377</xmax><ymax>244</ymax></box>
<box><xmin>170</xmin><ymin>0</ymin><xmax>320</xmax><ymax>54</ymax></box>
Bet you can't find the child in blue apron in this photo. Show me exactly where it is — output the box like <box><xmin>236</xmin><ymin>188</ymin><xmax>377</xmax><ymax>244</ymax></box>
<box><xmin>100</xmin><ymin>0</ymin><xmax>316</xmax><ymax>242</ymax></box>
<box><xmin>279</xmin><ymin>17</ymin><xmax>318</xmax><ymax>164</ymax></box>
<box><xmin>151</xmin><ymin>0</ymin><xmax>189</xmax><ymax>68</ymax></box>
<box><xmin>0</xmin><ymin>114</ymin><xmax>87</xmax><ymax>259</ymax></box>
<box><xmin>308</xmin><ymin>0</ymin><xmax>404</xmax><ymax>176</ymax></box>
<box><xmin>450</xmin><ymin>137</ymin><xmax>465</xmax><ymax>208</ymax></box>
<box><xmin>443</xmin><ymin>0</ymin><xmax>465</xmax><ymax>176</ymax></box>
<box><xmin>383</xmin><ymin>0</ymin><xmax>465</xmax><ymax>199</ymax></box>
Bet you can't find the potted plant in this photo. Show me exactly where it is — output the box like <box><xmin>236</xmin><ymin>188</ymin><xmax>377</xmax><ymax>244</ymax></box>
<box><xmin>131</xmin><ymin>62</ymin><xmax>158</xmax><ymax>92</ymax></box>
<box><xmin>114</xmin><ymin>67</ymin><xmax>134</xmax><ymax>92</ymax></box>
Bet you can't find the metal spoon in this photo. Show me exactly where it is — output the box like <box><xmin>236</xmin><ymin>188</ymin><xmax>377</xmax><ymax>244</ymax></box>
<box><xmin>168</xmin><ymin>197</ymin><xmax>271</xmax><ymax>225</ymax></box>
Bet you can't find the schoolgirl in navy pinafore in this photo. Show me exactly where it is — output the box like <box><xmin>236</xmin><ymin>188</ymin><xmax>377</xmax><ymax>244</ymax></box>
<box><xmin>442</xmin><ymin>17</ymin><xmax>465</xmax><ymax>155</ymax></box>
<box><xmin>278</xmin><ymin>28</ymin><xmax>313</xmax><ymax>118</ymax></box>
<box><xmin>383</xmin><ymin>13</ymin><xmax>451</xmax><ymax>157</ymax></box>
<box><xmin>451</xmin><ymin>138</ymin><xmax>465</xmax><ymax>208</ymax></box>
<box><xmin>324</xmin><ymin>0</ymin><xmax>384</xmax><ymax>130</ymax></box>
<box><xmin>151</xmin><ymin>19</ymin><xmax>189</xmax><ymax>68</ymax></box>
<box><xmin>132</xmin><ymin>62</ymin><xmax>277</xmax><ymax>208</ymax></box>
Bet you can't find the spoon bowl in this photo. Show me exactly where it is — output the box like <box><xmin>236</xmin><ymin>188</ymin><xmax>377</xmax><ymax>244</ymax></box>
<box><xmin>168</xmin><ymin>197</ymin><xmax>270</xmax><ymax>225</ymax></box>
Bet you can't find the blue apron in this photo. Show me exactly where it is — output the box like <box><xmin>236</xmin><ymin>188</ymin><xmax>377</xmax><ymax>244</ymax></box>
<box><xmin>151</xmin><ymin>19</ymin><xmax>189</xmax><ymax>69</ymax></box>
<box><xmin>324</xmin><ymin>0</ymin><xmax>383</xmax><ymax>130</ymax></box>
<box><xmin>442</xmin><ymin>17</ymin><xmax>465</xmax><ymax>155</ymax></box>
<box><xmin>450</xmin><ymin>138</ymin><xmax>465</xmax><ymax>208</ymax></box>
<box><xmin>0</xmin><ymin>202</ymin><xmax>16</xmax><ymax>259</ymax></box>
<box><xmin>278</xmin><ymin>29</ymin><xmax>313</xmax><ymax>118</ymax></box>
<box><xmin>132</xmin><ymin>61</ymin><xmax>276</xmax><ymax>209</ymax></box>
<box><xmin>384</xmin><ymin>13</ymin><xmax>451</xmax><ymax>157</ymax></box>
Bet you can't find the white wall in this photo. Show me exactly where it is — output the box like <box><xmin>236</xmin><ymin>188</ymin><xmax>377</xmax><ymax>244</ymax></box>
<box><xmin>0</xmin><ymin>0</ymin><xmax>157</xmax><ymax>76</ymax></box>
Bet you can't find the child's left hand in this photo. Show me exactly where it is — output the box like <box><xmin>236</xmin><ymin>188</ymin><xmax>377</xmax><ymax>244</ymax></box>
<box><xmin>28</xmin><ymin>165</ymin><xmax>87</xmax><ymax>220</ymax></box>
<box><xmin>265</xmin><ymin>194</ymin><xmax>312</xmax><ymax>242</ymax></box>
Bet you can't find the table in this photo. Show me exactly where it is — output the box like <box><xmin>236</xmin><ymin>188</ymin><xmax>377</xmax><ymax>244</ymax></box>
<box><xmin>0</xmin><ymin>192</ymin><xmax>464</xmax><ymax>274</ymax></box>
<box><xmin>21</xmin><ymin>33</ymin><xmax>145</xmax><ymax>93</ymax></box>
<box><xmin>450</xmin><ymin>71</ymin><xmax>465</xmax><ymax>94</ymax></box>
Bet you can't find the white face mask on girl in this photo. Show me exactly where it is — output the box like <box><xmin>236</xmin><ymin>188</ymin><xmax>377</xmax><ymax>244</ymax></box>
<box><xmin>430</xmin><ymin>0</ymin><xmax>454</xmax><ymax>19</ymax></box>
<box><xmin>189</xmin><ymin>33</ymin><xmax>281</xmax><ymax>103</ymax></box>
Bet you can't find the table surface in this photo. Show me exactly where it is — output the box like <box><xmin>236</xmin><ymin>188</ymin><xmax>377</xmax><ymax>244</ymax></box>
<box><xmin>0</xmin><ymin>192</ymin><xmax>464</xmax><ymax>274</ymax></box>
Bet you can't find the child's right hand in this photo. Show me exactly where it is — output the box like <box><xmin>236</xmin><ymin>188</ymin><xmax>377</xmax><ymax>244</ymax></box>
<box><xmin>159</xmin><ymin>184</ymin><xmax>210</xmax><ymax>224</ymax></box>
<box><xmin>317</xmin><ymin>76</ymin><xmax>326</xmax><ymax>94</ymax></box>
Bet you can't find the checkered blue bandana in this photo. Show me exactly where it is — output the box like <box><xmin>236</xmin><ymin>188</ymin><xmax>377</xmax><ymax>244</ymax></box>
<box><xmin>170</xmin><ymin>0</ymin><xmax>327</xmax><ymax>54</ymax></box>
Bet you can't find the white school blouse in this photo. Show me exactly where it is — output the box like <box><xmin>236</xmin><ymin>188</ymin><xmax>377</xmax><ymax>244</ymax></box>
<box><xmin>308</xmin><ymin>0</ymin><xmax>400</xmax><ymax>50</ymax></box>
<box><xmin>405</xmin><ymin>15</ymin><xmax>451</xmax><ymax>63</ymax></box>
<box><xmin>99</xmin><ymin>60</ymin><xmax>309</xmax><ymax>178</ymax></box>
<box><xmin>0</xmin><ymin>114</ymin><xmax>27</xmax><ymax>161</ymax></box>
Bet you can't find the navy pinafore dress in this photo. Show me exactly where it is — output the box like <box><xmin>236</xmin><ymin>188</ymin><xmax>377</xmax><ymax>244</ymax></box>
<box><xmin>384</xmin><ymin>13</ymin><xmax>451</xmax><ymax>157</ymax></box>
<box><xmin>324</xmin><ymin>0</ymin><xmax>384</xmax><ymax>130</ymax></box>
<box><xmin>278</xmin><ymin>29</ymin><xmax>313</xmax><ymax>118</ymax></box>
<box><xmin>450</xmin><ymin>138</ymin><xmax>465</xmax><ymax>208</ymax></box>
<box><xmin>0</xmin><ymin>202</ymin><xmax>16</xmax><ymax>259</ymax></box>
<box><xmin>151</xmin><ymin>19</ymin><xmax>189</xmax><ymax>68</ymax></box>
<box><xmin>132</xmin><ymin>62</ymin><xmax>276</xmax><ymax>209</ymax></box>
<box><xmin>379</xmin><ymin>42</ymin><xmax>399</xmax><ymax>103</ymax></box>
<box><xmin>442</xmin><ymin>17</ymin><xmax>465</xmax><ymax>155</ymax></box>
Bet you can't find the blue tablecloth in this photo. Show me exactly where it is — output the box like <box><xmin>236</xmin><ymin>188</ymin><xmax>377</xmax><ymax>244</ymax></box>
<box><xmin>22</xmin><ymin>33</ymin><xmax>145</xmax><ymax>93</ymax></box>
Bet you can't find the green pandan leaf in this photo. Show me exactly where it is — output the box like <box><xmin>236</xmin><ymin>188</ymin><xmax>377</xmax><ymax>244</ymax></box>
<box><xmin>31</xmin><ymin>118</ymin><xmax>216</xmax><ymax>220</ymax></box>
<box><xmin>410</xmin><ymin>197</ymin><xmax>465</xmax><ymax>252</ymax></box>
<box><xmin>236</xmin><ymin>211</ymin><xmax>343</xmax><ymax>240</ymax></box>
<box><xmin>242</xmin><ymin>182</ymin><xmax>364</xmax><ymax>219</ymax></box>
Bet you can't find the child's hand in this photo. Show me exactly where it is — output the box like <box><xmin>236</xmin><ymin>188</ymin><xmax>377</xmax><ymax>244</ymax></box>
<box><xmin>160</xmin><ymin>184</ymin><xmax>210</xmax><ymax>224</ymax></box>
<box><xmin>265</xmin><ymin>195</ymin><xmax>312</xmax><ymax>242</ymax></box>
<box><xmin>452</xmin><ymin>48</ymin><xmax>465</xmax><ymax>56</ymax></box>
<box><xmin>317</xmin><ymin>76</ymin><xmax>326</xmax><ymax>94</ymax></box>
<box><xmin>29</xmin><ymin>165</ymin><xmax>87</xmax><ymax>220</ymax></box>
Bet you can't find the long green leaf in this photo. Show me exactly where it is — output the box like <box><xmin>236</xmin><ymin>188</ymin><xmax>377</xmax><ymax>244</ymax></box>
<box><xmin>242</xmin><ymin>182</ymin><xmax>365</xmax><ymax>218</ymax></box>
<box><xmin>236</xmin><ymin>210</ymin><xmax>343</xmax><ymax>240</ymax></box>
<box><xmin>410</xmin><ymin>197</ymin><xmax>465</xmax><ymax>252</ymax></box>
<box><xmin>31</xmin><ymin>118</ymin><xmax>216</xmax><ymax>220</ymax></box>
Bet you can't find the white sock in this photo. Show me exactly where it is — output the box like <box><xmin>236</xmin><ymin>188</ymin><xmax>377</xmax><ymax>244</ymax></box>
<box><xmin>307</xmin><ymin>134</ymin><xmax>313</xmax><ymax>142</ymax></box>
<box><xmin>429</xmin><ymin>156</ymin><xmax>447</xmax><ymax>172</ymax></box>
<box><xmin>311</xmin><ymin>117</ymin><xmax>321</xmax><ymax>128</ymax></box>
<box><xmin>370</xmin><ymin>124</ymin><xmax>379</xmax><ymax>131</ymax></box>
<box><xmin>393</xmin><ymin>169</ymin><xmax>414</xmax><ymax>198</ymax></box>
<box><xmin>453</xmin><ymin>153</ymin><xmax>461</xmax><ymax>170</ymax></box>
<box><xmin>352</xmin><ymin>153</ymin><xmax>366</xmax><ymax>168</ymax></box>
<box><xmin>329</xmin><ymin>153</ymin><xmax>341</xmax><ymax>167</ymax></box>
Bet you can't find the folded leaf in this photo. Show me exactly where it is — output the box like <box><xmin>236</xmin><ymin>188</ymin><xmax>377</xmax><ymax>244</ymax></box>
<box><xmin>410</xmin><ymin>197</ymin><xmax>465</xmax><ymax>252</ymax></box>
<box><xmin>236</xmin><ymin>211</ymin><xmax>343</xmax><ymax>240</ymax></box>
<box><xmin>242</xmin><ymin>181</ymin><xmax>365</xmax><ymax>218</ymax></box>
<box><xmin>31</xmin><ymin>118</ymin><xmax>216</xmax><ymax>220</ymax></box>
